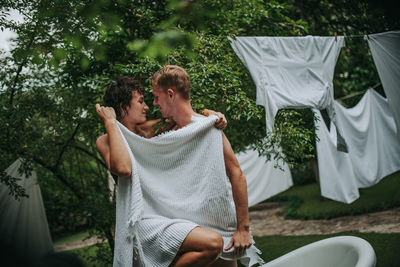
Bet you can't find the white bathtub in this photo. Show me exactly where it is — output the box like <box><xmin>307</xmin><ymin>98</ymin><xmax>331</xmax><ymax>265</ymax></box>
<box><xmin>262</xmin><ymin>236</ymin><xmax>376</xmax><ymax>267</ymax></box>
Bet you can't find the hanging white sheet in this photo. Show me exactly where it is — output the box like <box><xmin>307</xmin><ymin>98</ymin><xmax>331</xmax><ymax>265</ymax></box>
<box><xmin>314</xmin><ymin>109</ymin><xmax>360</xmax><ymax>203</ymax></box>
<box><xmin>367</xmin><ymin>31</ymin><xmax>400</xmax><ymax>140</ymax></box>
<box><xmin>236</xmin><ymin>149</ymin><xmax>293</xmax><ymax>206</ymax></box>
<box><xmin>0</xmin><ymin>159</ymin><xmax>53</xmax><ymax>262</ymax></box>
<box><xmin>315</xmin><ymin>89</ymin><xmax>400</xmax><ymax>203</ymax></box>
<box><xmin>229</xmin><ymin>36</ymin><xmax>347</xmax><ymax>152</ymax></box>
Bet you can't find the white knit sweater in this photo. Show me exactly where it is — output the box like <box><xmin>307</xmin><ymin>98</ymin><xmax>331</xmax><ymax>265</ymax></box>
<box><xmin>114</xmin><ymin>115</ymin><xmax>263</xmax><ymax>266</ymax></box>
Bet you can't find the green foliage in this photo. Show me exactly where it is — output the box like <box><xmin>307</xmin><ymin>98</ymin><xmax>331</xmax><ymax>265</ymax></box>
<box><xmin>0</xmin><ymin>171</ymin><xmax>28</xmax><ymax>200</ymax></box>
<box><xmin>84</xmin><ymin>242</ymin><xmax>113</xmax><ymax>266</ymax></box>
<box><xmin>290</xmin><ymin>160</ymin><xmax>316</xmax><ymax>186</ymax></box>
<box><xmin>285</xmin><ymin>0</ymin><xmax>400</xmax><ymax>36</ymax></box>
<box><xmin>254</xmin><ymin>109</ymin><xmax>319</xmax><ymax>169</ymax></box>
<box><xmin>73</xmin><ymin>243</ymin><xmax>112</xmax><ymax>267</ymax></box>
<box><xmin>333</xmin><ymin>37</ymin><xmax>384</xmax><ymax>108</ymax></box>
<box><xmin>0</xmin><ymin>159</ymin><xmax>34</xmax><ymax>200</ymax></box>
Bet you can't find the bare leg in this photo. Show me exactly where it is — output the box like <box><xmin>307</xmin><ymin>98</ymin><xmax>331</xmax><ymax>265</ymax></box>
<box><xmin>169</xmin><ymin>227</ymin><xmax>223</xmax><ymax>267</ymax></box>
<box><xmin>209</xmin><ymin>258</ymin><xmax>237</xmax><ymax>267</ymax></box>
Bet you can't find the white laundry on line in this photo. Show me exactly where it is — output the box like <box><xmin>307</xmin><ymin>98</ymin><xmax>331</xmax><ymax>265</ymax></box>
<box><xmin>236</xmin><ymin>149</ymin><xmax>293</xmax><ymax>207</ymax></box>
<box><xmin>367</xmin><ymin>31</ymin><xmax>400</xmax><ymax>140</ymax></box>
<box><xmin>229</xmin><ymin>36</ymin><xmax>348</xmax><ymax>152</ymax></box>
<box><xmin>315</xmin><ymin>89</ymin><xmax>400</xmax><ymax>203</ymax></box>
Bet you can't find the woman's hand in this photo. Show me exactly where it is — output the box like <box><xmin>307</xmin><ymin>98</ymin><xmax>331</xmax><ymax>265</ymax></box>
<box><xmin>202</xmin><ymin>109</ymin><xmax>228</xmax><ymax>130</ymax></box>
<box><xmin>96</xmin><ymin>104</ymin><xmax>117</xmax><ymax>125</ymax></box>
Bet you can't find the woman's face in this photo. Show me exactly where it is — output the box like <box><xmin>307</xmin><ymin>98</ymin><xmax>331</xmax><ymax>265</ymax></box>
<box><xmin>121</xmin><ymin>91</ymin><xmax>149</xmax><ymax>125</ymax></box>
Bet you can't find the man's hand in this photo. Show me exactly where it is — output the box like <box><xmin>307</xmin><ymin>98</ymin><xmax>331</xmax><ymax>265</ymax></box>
<box><xmin>224</xmin><ymin>229</ymin><xmax>252</xmax><ymax>255</ymax></box>
<box><xmin>202</xmin><ymin>109</ymin><xmax>227</xmax><ymax>130</ymax></box>
<box><xmin>96</xmin><ymin>104</ymin><xmax>117</xmax><ymax>125</ymax></box>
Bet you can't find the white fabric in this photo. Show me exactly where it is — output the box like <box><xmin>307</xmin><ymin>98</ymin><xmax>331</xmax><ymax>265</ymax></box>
<box><xmin>314</xmin><ymin>110</ymin><xmax>360</xmax><ymax>203</ymax></box>
<box><xmin>135</xmin><ymin>215</ymin><xmax>198</xmax><ymax>266</ymax></box>
<box><xmin>315</xmin><ymin>89</ymin><xmax>400</xmax><ymax>203</ymax></box>
<box><xmin>236</xmin><ymin>149</ymin><xmax>293</xmax><ymax>206</ymax></box>
<box><xmin>229</xmin><ymin>36</ymin><xmax>348</xmax><ymax>152</ymax></box>
<box><xmin>114</xmin><ymin>116</ymin><xmax>264</xmax><ymax>267</ymax></box>
<box><xmin>0</xmin><ymin>159</ymin><xmax>53</xmax><ymax>262</ymax></box>
<box><xmin>367</xmin><ymin>31</ymin><xmax>400</xmax><ymax>140</ymax></box>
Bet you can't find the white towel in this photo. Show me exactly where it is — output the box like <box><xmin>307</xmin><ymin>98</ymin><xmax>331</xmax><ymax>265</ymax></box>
<box><xmin>113</xmin><ymin>115</ymin><xmax>263</xmax><ymax>266</ymax></box>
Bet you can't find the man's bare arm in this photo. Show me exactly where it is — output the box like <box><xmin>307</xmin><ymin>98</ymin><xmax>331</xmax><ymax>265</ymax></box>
<box><xmin>221</xmin><ymin>132</ymin><xmax>252</xmax><ymax>255</ymax></box>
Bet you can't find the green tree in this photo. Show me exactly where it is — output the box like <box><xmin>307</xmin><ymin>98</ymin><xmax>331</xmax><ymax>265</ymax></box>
<box><xmin>0</xmin><ymin>0</ymin><xmax>305</xmax><ymax>263</ymax></box>
<box><xmin>1</xmin><ymin>0</ymin><xmax>395</xmax><ymax>264</ymax></box>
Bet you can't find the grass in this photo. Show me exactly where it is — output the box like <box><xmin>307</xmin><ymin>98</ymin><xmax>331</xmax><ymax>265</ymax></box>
<box><xmin>254</xmin><ymin>232</ymin><xmax>400</xmax><ymax>267</ymax></box>
<box><xmin>72</xmin><ymin>245</ymin><xmax>100</xmax><ymax>267</ymax></box>
<box><xmin>73</xmin><ymin>242</ymin><xmax>112</xmax><ymax>267</ymax></box>
<box><xmin>269</xmin><ymin>171</ymin><xmax>400</xmax><ymax>219</ymax></box>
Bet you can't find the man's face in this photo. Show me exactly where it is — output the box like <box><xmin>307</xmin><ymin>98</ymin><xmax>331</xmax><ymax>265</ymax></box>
<box><xmin>152</xmin><ymin>85</ymin><xmax>171</xmax><ymax>118</ymax></box>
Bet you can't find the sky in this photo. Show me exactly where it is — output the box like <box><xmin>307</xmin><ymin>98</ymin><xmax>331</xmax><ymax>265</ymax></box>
<box><xmin>0</xmin><ymin>9</ymin><xmax>24</xmax><ymax>52</ymax></box>
<box><xmin>0</xmin><ymin>29</ymin><xmax>17</xmax><ymax>51</ymax></box>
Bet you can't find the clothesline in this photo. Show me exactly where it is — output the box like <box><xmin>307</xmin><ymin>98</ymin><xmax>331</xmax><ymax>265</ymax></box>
<box><xmin>336</xmin><ymin>82</ymin><xmax>381</xmax><ymax>101</ymax></box>
<box><xmin>231</xmin><ymin>34</ymin><xmax>368</xmax><ymax>40</ymax></box>
<box><xmin>341</xmin><ymin>34</ymin><xmax>366</xmax><ymax>38</ymax></box>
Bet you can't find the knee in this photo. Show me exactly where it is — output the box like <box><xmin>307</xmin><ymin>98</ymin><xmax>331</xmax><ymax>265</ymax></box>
<box><xmin>205</xmin><ymin>233</ymin><xmax>223</xmax><ymax>260</ymax></box>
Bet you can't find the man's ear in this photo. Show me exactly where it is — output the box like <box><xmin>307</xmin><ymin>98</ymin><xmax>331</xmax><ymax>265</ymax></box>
<box><xmin>167</xmin><ymin>88</ymin><xmax>175</xmax><ymax>98</ymax></box>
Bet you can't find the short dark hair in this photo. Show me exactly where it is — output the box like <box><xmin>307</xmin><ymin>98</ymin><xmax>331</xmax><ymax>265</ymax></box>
<box><xmin>103</xmin><ymin>76</ymin><xmax>145</xmax><ymax>120</ymax></box>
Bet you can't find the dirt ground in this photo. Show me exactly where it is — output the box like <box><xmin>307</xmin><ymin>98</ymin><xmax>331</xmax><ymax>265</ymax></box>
<box><xmin>54</xmin><ymin>236</ymin><xmax>104</xmax><ymax>252</ymax></box>
<box><xmin>54</xmin><ymin>202</ymin><xmax>400</xmax><ymax>252</ymax></box>
<box><xmin>249</xmin><ymin>202</ymin><xmax>400</xmax><ymax>236</ymax></box>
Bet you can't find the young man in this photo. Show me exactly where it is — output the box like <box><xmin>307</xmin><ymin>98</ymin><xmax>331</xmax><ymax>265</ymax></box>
<box><xmin>96</xmin><ymin>76</ymin><xmax>261</xmax><ymax>267</ymax></box>
<box><xmin>151</xmin><ymin>65</ymin><xmax>253</xmax><ymax>267</ymax></box>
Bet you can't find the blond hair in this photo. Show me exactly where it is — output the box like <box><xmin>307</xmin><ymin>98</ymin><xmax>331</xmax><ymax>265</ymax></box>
<box><xmin>151</xmin><ymin>65</ymin><xmax>190</xmax><ymax>100</ymax></box>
